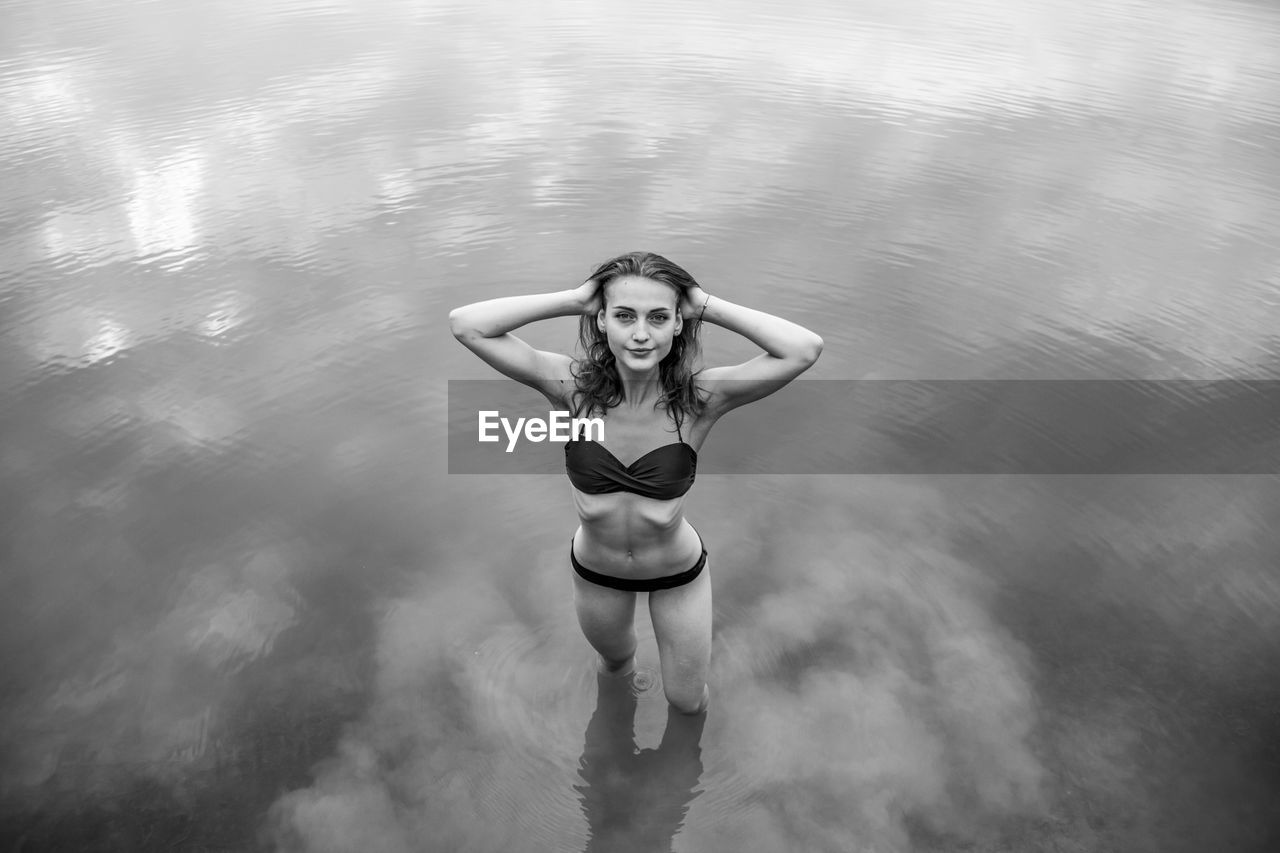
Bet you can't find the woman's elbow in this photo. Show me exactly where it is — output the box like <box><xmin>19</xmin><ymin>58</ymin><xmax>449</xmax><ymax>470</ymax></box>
<box><xmin>801</xmin><ymin>333</ymin><xmax>823</xmax><ymax>366</ymax></box>
<box><xmin>448</xmin><ymin>308</ymin><xmax>473</xmax><ymax>342</ymax></box>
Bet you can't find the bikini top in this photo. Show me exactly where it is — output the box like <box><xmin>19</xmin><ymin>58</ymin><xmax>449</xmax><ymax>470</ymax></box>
<box><xmin>564</xmin><ymin>415</ymin><xmax>697</xmax><ymax>500</ymax></box>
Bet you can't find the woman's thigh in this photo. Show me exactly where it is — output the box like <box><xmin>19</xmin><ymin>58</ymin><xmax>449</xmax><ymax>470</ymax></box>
<box><xmin>647</xmin><ymin>562</ymin><xmax>712</xmax><ymax>697</ymax></box>
<box><xmin>572</xmin><ymin>572</ymin><xmax>638</xmax><ymax>660</ymax></box>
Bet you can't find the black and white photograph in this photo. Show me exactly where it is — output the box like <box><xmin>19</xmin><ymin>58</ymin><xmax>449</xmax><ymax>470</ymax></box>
<box><xmin>2</xmin><ymin>0</ymin><xmax>1279</xmax><ymax>850</ymax></box>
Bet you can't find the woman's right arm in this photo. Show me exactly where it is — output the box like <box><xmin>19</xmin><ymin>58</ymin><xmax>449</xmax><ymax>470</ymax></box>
<box><xmin>449</xmin><ymin>281</ymin><xmax>597</xmax><ymax>406</ymax></box>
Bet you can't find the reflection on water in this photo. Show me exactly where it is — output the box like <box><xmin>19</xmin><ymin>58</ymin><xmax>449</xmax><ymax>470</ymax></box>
<box><xmin>2</xmin><ymin>0</ymin><xmax>1280</xmax><ymax>850</ymax></box>
<box><xmin>576</xmin><ymin>673</ymin><xmax>705</xmax><ymax>853</ymax></box>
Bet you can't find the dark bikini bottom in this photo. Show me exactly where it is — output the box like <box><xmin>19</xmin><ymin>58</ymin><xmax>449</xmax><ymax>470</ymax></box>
<box><xmin>570</xmin><ymin>531</ymin><xmax>707</xmax><ymax>592</ymax></box>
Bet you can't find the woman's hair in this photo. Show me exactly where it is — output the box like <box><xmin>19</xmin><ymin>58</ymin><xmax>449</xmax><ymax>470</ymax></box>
<box><xmin>571</xmin><ymin>251</ymin><xmax>707</xmax><ymax>429</ymax></box>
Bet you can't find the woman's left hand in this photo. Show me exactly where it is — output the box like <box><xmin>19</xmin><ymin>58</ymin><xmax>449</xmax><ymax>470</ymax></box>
<box><xmin>681</xmin><ymin>284</ymin><xmax>710</xmax><ymax>322</ymax></box>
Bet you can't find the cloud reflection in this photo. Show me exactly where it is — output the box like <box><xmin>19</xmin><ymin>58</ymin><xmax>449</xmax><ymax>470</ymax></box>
<box><xmin>1</xmin><ymin>0</ymin><xmax>1272</xmax><ymax>403</ymax></box>
<box><xmin>267</xmin><ymin>477</ymin><xmax>1049</xmax><ymax>852</ymax></box>
<box><xmin>126</xmin><ymin>149</ymin><xmax>205</xmax><ymax>260</ymax></box>
<box><xmin>0</xmin><ymin>538</ymin><xmax>303</xmax><ymax>800</ymax></box>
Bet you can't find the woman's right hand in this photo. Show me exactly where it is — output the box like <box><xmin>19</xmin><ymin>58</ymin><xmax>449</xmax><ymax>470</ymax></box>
<box><xmin>680</xmin><ymin>283</ymin><xmax>710</xmax><ymax>322</ymax></box>
<box><xmin>575</xmin><ymin>277</ymin><xmax>604</xmax><ymax>316</ymax></box>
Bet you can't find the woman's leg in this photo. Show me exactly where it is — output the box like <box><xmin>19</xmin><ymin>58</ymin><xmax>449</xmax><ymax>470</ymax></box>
<box><xmin>648</xmin><ymin>561</ymin><xmax>712</xmax><ymax>714</ymax></box>
<box><xmin>573</xmin><ymin>572</ymin><xmax>638</xmax><ymax>675</ymax></box>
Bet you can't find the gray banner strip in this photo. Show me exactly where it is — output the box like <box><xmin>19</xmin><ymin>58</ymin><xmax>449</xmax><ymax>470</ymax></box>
<box><xmin>447</xmin><ymin>379</ymin><xmax>1280</xmax><ymax>475</ymax></box>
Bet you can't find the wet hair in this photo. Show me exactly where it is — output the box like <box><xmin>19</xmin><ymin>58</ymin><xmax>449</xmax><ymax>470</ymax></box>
<box><xmin>571</xmin><ymin>251</ymin><xmax>707</xmax><ymax>431</ymax></box>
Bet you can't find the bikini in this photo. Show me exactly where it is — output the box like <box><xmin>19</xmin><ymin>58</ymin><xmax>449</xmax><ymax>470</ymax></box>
<box><xmin>564</xmin><ymin>418</ymin><xmax>707</xmax><ymax>592</ymax></box>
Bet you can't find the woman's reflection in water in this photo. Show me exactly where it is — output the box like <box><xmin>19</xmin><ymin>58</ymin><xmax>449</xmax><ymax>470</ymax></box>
<box><xmin>575</xmin><ymin>672</ymin><xmax>707</xmax><ymax>853</ymax></box>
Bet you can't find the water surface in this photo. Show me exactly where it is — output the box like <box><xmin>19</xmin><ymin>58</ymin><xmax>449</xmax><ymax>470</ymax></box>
<box><xmin>2</xmin><ymin>0</ymin><xmax>1279</xmax><ymax>850</ymax></box>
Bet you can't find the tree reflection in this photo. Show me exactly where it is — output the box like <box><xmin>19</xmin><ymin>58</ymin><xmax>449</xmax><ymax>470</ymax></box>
<box><xmin>574</xmin><ymin>672</ymin><xmax>706</xmax><ymax>853</ymax></box>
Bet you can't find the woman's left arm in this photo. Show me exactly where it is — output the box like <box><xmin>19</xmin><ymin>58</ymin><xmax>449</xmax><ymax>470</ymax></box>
<box><xmin>686</xmin><ymin>285</ymin><xmax>824</xmax><ymax>415</ymax></box>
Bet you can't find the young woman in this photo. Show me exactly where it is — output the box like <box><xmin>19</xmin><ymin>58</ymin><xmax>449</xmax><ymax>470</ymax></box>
<box><xmin>449</xmin><ymin>251</ymin><xmax>822</xmax><ymax>715</ymax></box>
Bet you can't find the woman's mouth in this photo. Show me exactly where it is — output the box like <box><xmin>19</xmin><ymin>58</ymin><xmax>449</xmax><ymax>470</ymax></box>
<box><xmin>627</xmin><ymin>348</ymin><xmax>653</xmax><ymax>356</ymax></box>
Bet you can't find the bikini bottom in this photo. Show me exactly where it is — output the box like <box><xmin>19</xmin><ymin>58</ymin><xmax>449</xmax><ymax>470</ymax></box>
<box><xmin>570</xmin><ymin>531</ymin><xmax>707</xmax><ymax>592</ymax></box>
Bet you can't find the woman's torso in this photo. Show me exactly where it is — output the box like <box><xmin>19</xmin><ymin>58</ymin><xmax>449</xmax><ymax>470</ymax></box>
<box><xmin>566</xmin><ymin>402</ymin><xmax>707</xmax><ymax>580</ymax></box>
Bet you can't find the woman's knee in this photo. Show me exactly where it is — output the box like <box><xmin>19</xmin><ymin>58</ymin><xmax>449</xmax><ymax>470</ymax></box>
<box><xmin>666</xmin><ymin>681</ymin><xmax>709</xmax><ymax>715</ymax></box>
<box><xmin>580</xmin><ymin>619</ymin><xmax>637</xmax><ymax>664</ymax></box>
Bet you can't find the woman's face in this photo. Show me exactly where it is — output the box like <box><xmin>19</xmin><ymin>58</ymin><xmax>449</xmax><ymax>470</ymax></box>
<box><xmin>597</xmin><ymin>276</ymin><xmax>683</xmax><ymax>373</ymax></box>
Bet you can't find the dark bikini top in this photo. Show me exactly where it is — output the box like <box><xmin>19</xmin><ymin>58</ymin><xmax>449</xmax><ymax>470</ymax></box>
<box><xmin>565</xmin><ymin>414</ymin><xmax>697</xmax><ymax>500</ymax></box>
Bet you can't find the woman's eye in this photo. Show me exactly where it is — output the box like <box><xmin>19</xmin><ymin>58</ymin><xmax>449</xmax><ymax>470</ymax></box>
<box><xmin>651</xmin><ymin>314</ymin><xmax>668</xmax><ymax>323</ymax></box>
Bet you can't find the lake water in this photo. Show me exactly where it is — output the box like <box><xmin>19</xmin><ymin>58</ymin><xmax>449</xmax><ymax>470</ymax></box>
<box><xmin>2</xmin><ymin>0</ymin><xmax>1279</xmax><ymax>850</ymax></box>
